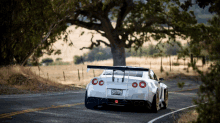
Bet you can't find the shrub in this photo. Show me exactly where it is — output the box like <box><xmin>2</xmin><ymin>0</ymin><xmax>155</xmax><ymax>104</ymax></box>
<box><xmin>177</xmin><ymin>82</ymin><xmax>185</xmax><ymax>90</ymax></box>
<box><xmin>74</xmin><ymin>55</ymin><xmax>82</xmax><ymax>64</ymax></box>
<box><xmin>41</xmin><ymin>58</ymin><xmax>53</xmax><ymax>64</ymax></box>
<box><xmin>194</xmin><ymin>62</ymin><xmax>220</xmax><ymax>122</ymax></box>
<box><xmin>56</xmin><ymin>58</ymin><xmax>62</xmax><ymax>61</ymax></box>
<box><xmin>165</xmin><ymin>41</ymin><xmax>182</xmax><ymax>55</ymax></box>
<box><xmin>172</xmin><ymin>62</ymin><xmax>180</xmax><ymax>66</ymax></box>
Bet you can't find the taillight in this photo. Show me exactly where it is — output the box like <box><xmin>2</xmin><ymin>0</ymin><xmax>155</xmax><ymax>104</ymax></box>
<box><xmin>132</xmin><ymin>82</ymin><xmax>138</xmax><ymax>88</ymax></box>
<box><xmin>99</xmin><ymin>80</ymin><xmax>104</xmax><ymax>86</ymax></box>
<box><xmin>92</xmin><ymin>78</ymin><xmax>98</xmax><ymax>85</ymax></box>
<box><xmin>139</xmin><ymin>81</ymin><xmax>146</xmax><ymax>88</ymax></box>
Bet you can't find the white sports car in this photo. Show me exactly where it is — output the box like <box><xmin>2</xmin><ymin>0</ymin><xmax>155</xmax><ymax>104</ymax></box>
<box><xmin>85</xmin><ymin>65</ymin><xmax>168</xmax><ymax>113</ymax></box>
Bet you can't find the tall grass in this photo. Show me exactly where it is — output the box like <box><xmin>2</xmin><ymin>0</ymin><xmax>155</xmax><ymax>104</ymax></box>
<box><xmin>29</xmin><ymin>55</ymin><xmax>209</xmax><ymax>88</ymax></box>
<box><xmin>0</xmin><ymin>65</ymin><xmax>80</xmax><ymax>94</ymax></box>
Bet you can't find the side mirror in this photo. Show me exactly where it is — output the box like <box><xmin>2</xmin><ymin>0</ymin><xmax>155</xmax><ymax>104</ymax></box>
<box><xmin>159</xmin><ymin>78</ymin><xmax>164</xmax><ymax>81</ymax></box>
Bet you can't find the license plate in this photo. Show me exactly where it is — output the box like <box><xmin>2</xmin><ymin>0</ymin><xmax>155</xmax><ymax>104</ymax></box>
<box><xmin>111</xmin><ymin>89</ymin><xmax>123</xmax><ymax>95</ymax></box>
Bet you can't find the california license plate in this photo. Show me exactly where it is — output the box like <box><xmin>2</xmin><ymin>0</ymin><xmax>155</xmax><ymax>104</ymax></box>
<box><xmin>111</xmin><ymin>89</ymin><xmax>123</xmax><ymax>95</ymax></box>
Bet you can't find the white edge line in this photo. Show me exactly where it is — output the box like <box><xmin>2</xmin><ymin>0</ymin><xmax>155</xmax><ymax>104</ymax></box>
<box><xmin>148</xmin><ymin>105</ymin><xmax>197</xmax><ymax>123</ymax></box>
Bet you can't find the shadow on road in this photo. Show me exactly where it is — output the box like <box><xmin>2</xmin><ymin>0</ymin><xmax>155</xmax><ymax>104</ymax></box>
<box><xmin>90</xmin><ymin>105</ymin><xmax>173</xmax><ymax>114</ymax></box>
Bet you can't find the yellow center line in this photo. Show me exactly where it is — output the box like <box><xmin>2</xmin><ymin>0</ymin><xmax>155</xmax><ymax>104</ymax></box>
<box><xmin>0</xmin><ymin>102</ymin><xmax>84</xmax><ymax>119</ymax></box>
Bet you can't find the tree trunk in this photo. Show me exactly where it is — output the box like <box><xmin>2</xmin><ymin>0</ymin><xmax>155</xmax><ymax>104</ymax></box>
<box><xmin>111</xmin><ymin>44</ymin><xmax>126</xmax><ymax>66</ymax></box>
<box><xmin>101</xmin><ymin>19</ymin><xmax>126</xmax><ymax>66</ymax></box>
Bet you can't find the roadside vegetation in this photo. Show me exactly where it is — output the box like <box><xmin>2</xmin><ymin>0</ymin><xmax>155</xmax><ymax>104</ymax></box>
<box><xmin>1</xmin><ymin>0</ymin><xmax>220</xmax><ymax>122</ymax></box>
<box><xmin>175</xmin><ymin>109</ymin><xmax>198</xmax><ymax>123</ymax></box>
<box><xmin>0</xmin><ymin>65</ymin><xmax>82</xmax><ymax>95</ymax></box>
<box><xmin>27</xmin><ymin>57</ymin><xmax>70</xmax><ymax>66</ymax></box>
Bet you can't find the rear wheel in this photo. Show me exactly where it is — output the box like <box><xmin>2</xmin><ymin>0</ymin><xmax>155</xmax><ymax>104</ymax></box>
<box><xmin>85</xmin><ymin>91</ymin><xmax>97</xmax><ymax>109</ymax></box>
<box><xmin>151</xmin><ymin>90</ymin><xmax>160</xmax><ymax>113</ymax></box>
<box><xmin>162</xmin><ymin>89</ymin><xmax>168</xmax><ymax>109</ymax></box>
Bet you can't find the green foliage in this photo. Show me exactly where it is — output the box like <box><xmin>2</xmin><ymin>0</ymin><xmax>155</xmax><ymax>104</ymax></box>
<box><xmin>193</xmin><ymin>62</ymin><xmax>220</xmax><ymax>123</ymax></box>
<box><xmin>41</xmin><ymin>58</ymin><xmax>53</xmax><ymax>64</ymax></box>
<box><xmin>177</xmin><ymin>82</ymin><xmax>185</xmax><ymax>90</ymax></box>
<box><xmin>172</xmin><ymin>62</ymin><xmax>180</xmax><ymax>66</ymax></box>
<box><xmin>165</xmin><ymin>41</ymin><xmax>182</xmax><ymax>55</ymax></box>
<box><xmin>49</xmin><ymin>61</ymin><xmax>70</xmax><ymax>66</ymax></box>
<box><xmin>74</xmin><ymin>55</ymin><xmax>82</xmax><ymax>65</ymax></box>
<box><xmin>178</xmin><ymin>6</ymin><xmax>220</xmax><ymax>121</ymax></box>
<box><xmin>0</xmin><ymin>0</ymin><xmax>69</xmax><ymax>66</ymax></box>
<box><xmin>56</xmin><ymin>58</ymin><xmax>62</xmax><ymax>61</ymax></box>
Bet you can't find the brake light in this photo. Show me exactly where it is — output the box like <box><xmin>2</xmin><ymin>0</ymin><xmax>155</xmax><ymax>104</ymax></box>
<box><xmin>132</xmin><ymin>82</ymin><xmax>138</xmax><ymax>88</ymax></box>
<box><xmin>139</xmin><ymin>81</ymin><xmax>146</xmax><ymax>88</ymax></box>
<box><xmin>99</xmin><ymin>80</ymin><xmax>104</xmax><ymax>86</ymax></box>
<box><xmin>92</xmin><ymin>78</ymin><xmax>98</xmax><ymax>85</ymax></box>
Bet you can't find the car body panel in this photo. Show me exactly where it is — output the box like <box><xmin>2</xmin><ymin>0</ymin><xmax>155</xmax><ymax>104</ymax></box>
<box><xmin>85</xmin><ymin>65</ymin><xmax>168</xmax><ymax>109</ymax></box>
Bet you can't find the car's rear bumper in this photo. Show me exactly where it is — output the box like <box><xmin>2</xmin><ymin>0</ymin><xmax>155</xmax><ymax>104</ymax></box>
<box><xmin>87</xmin><ymin>97</ymin><xmax>152</xmax><ymax>108</ymax></box>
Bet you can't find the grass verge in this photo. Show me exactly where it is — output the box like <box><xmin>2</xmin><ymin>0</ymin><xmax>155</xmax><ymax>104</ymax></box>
<box><xmin>175</xmin><ymin>109</ymin><xmax>198</xmax><ymax>123</ymax></box>
<box><xmin>0</xmin><ymin>65</ymin><xmax>83</xmax><ymax>95</ymax></box>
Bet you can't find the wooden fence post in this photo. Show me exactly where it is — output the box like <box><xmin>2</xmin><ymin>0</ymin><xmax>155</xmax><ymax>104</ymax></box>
<box><xmin>170</xmin><ymin>55</ymin><xmax>171</xmax><ymax>71</ymax></box>
<box><xmin>63</xmin><ymin>71</ymin><xmax>65</xmax><ymax>81</ymax></box>
<box><xmin>191</xmin><ymin>54</ymin><xmax>193</xmax><ymax>63</ymax></box>
<box><xmin>78</xmin><ymin>69</ymin><xmax>80</xmax><ymax>81</ymax></box>
<box><xmin>38</xmin><ymin>65</ymin><xmax>40</xmax><ymax>76</ymax></box>
<box><xmin>160</xmin><ymin>56</ymin><xmax>164</xmax><ymax>73</ymax></box>
<box><xmin>93</xmin><ymin>70</ymin><xmax>95</xmax><ymax>77</ymax></box>
<box><xmin>82</xmin><ymin>68</ymin><xmax>84</xmax><ymax>80</ymax></box>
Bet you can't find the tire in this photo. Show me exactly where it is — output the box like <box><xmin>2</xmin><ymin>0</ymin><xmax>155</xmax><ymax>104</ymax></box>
<box><xmin>162</xmin><ymin>89</ymin><xmax>168</xmax><ymax>109</ymax></box>
<box><xmin>151</xmin><ymin>90</ymin><xmax>160</xmax><ymax>113</ymax></box>
<box><xmin>85</xmin><ymin>91</ymin><xmax>97</xmax><ymax>109</ymax></box>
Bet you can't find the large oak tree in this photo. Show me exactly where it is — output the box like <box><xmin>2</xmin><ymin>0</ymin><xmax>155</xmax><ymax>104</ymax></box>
<box><xmin>0</xmin><ymin>0</ymin><xmax>197</xmax><ymax>66</ymax></box>
<box><xmin>62</xmin><ymin>0</ymin><xmax>197</xmax><ymax>66</ymax></box>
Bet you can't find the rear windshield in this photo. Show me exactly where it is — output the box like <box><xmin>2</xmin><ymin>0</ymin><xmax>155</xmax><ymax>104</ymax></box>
<box><xmin>103</xmin><ymin>70</ymin><xmax>143</xmax><ymax>77</ymax></box>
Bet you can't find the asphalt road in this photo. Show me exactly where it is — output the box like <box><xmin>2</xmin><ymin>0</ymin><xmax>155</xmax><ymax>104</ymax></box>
<box><xmin>0</xmin><ymin>80</ymin><xmax>199</xmax><ymax>123</ymax></box>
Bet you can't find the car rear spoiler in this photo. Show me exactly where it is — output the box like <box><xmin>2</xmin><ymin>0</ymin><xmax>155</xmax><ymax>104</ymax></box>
<box><xmin>87</xmin><ymin>65</ymin><xmax>149</xmax><ymax>72</ymax></box>
<box><xmin>87</xmin><ymin>65</ymin><xmax>149</xmax><ymax>82</ymax></box>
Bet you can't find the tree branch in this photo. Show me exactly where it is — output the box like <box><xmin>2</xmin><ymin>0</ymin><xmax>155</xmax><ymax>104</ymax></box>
<box><xmin>95</xmin><ymin>30</ymin><xmax>107</xmax><ymax>37</ymax></box>
<box><xmin>116</xmin><ymin>0</ymin><xmax>134</xmax><ymax>29</ymax></box>
<box><xmin>21</xmin><ymin>18</ymin><xmax>63</xmax><ymax>66</ymax></box>
<box><xmin>66</xmin><ymin>18</ymin><xmax>103</xmax><ymax>31</ymax></box>
<box><xmin>80</xmin><ymin>36</ymin><xmax>110</xmax><ymax>50</ymax></box>
<box><xmin>103</xmin><ymin>0</ymin><xmax>122</xmax><ymax>15</ymax></box>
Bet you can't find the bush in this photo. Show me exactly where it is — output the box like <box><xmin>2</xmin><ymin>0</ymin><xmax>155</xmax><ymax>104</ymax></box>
<box><xmin>56</xmin><ymin>58</ymin><xmax>62</xmax><ymax>61</ymax></box>
<box><xmin>194</xmin><ymin>62</ymin><xmax>220</xmax><ymax>122</ymax></box>
<box><xmin>41</xmin><ymin>58</ymin><xmax>53</xmax><ymax>64</ymax></box>
<box><xmin>172</xmin><ymin>62</ymin><xmax>180</xmax><ymax>66</ymax></box>
<box><xmin>74</xmin><ymin>55</ymin><xmax>82</xmax><ymax>64</ymax></box>
<box><xmin>177</xmin><ymin>82</ymin><xmax>185</xmax><ymax>90</ymax></box>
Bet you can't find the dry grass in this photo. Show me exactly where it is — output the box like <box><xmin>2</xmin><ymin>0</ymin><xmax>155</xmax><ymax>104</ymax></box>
<box><xmin>0</xmin><ymin>55</ymin><xmax>209</xmax><ymax>94</ymax></box>
<box><xmin>0</xmin><ymin>65</ymin><xmax>82</xmax><ymax>95</ymax></box>
<box><xmin>30</xmin><ymin>55</ymin><xmax>209</xmax><ymax>88</ymax></box>
<box><xmin>176</xmin><ymin>109</ymin><xmax>198</xmax><ymax>123</ymax></box>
